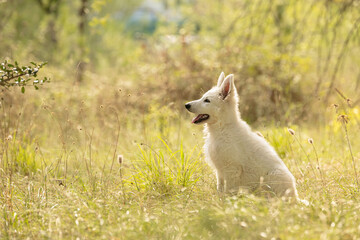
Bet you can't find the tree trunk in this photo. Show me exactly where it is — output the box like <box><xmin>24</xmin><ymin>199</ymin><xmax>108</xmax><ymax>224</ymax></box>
<box><xmin>76</xmin><ymin>0</ymin><xmax>88</xmax><ymax>83</ymax></box>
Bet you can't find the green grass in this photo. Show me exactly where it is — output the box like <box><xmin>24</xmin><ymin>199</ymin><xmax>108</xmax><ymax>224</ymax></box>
<box><xmin>2</xmin><ymin>0</ymin><xmax>360</xmax><ymax>238</ymax></box>
<box><xmin>1</xmin><ymin>85</ymin><xmax>360</xmax><ymax>239</ymax></box>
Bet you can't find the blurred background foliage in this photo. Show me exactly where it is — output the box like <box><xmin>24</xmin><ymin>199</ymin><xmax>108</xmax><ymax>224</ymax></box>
<box><xmin>1</xmin><ymin>0</ymin><xmax>360</xmax><ymax>125</ymax></box>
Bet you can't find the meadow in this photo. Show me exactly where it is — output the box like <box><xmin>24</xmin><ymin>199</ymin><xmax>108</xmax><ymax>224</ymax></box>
<box><xmin>1</xmin><ymin>0</ymin><xmax>360</xmax><ymax>239</ymax></box>
<box><xmin>1</xmin><ymin>76</ymin><xmax>360</xmax><ymax>239</ymax></box>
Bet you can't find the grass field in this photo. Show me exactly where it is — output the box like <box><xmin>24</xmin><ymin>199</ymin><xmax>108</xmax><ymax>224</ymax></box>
<box><xmin>1</xmin><ymin>79</ymin><xmax>360</xmax><ymax>240</ymax></box>
<box><xmin>2</xmin><ymin>0</ymin><xmax>360</xmax><ymax>239</ymax></box>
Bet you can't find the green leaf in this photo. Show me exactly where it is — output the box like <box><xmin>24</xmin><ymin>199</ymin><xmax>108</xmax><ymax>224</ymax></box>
<box><xmin>21</xmin><ymin>86</ymin><xmax>25</xmax><ymax>93</ymax></box>
<box><xmin>34</xmin><ymin>85</ymin><xmax>39</xmax><ymax>90</ymax></box>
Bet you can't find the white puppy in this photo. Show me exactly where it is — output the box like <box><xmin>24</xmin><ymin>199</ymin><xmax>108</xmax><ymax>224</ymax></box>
<box><xmin>185</xmin><ymin>72</ymin><xmax>298</xmax><ymax>197</ymax></box>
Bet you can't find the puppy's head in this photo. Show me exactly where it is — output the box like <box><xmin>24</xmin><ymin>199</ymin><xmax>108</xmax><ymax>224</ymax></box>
<box><xmin>185</xmin><ymin>72</ymin><xmax>237</xmax><ymax>125</ymax></box>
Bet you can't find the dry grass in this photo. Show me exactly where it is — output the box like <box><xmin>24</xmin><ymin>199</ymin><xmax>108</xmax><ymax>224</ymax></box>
<box><xmin>1</xmin><ymin>77</ymin><xmax>360</xmax><ymax>239</ymax></box>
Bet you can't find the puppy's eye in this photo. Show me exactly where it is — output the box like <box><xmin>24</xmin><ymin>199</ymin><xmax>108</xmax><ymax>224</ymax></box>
<box><xmin>204</xmin><ymin>99</ymin><xmax>210</xmax><ymax>103</ymax></box>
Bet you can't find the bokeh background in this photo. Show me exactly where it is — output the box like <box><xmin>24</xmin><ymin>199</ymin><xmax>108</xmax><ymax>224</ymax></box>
<box><xmin>2</xmin><ymin>0</ymin><xmax>359</xmax><ymax>124</ymax></box>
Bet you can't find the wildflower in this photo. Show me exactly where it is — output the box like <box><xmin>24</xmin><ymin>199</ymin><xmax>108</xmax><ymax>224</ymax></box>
<box><xmin>287</xmin><ymin>128</ymin><xmax>295</xmax><ymax>136</ymax></box>
<box><xmin>308</xmin><ymin>138</ymin><xmax>314</xmax><ymax>144</ymax></box>
<box><xmin>7</xmin><ymin>135</ymin><xmax>12</xmax><ymax>141</ymax></box>
<box><xmin>117</xmin><ymin>155</ymin><xmax>123</xmax><ymax>164</ymax></box>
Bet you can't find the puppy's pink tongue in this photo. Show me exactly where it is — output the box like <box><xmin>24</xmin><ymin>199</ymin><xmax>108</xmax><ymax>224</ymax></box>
<box><xmin>192</xmin><ymin>114</ymin><xmax>204</xmax><ymax>124</ymax></box>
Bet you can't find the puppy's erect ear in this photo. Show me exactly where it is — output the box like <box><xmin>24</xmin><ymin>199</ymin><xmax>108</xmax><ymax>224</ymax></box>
<box><xmin>217</xmin><ymin>72</ymin><xmax>225</xmax><ymax>87</ymax></box>
<box><xmin>220</xmin><ymin>74</ymin><xmax>234</xmax><ymax>100</ymax></box>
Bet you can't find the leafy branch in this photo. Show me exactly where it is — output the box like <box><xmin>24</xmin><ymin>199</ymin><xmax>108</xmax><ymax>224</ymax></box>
<box><xmin>0</xmin><ymin>60</ymin><xmax>50</xmax><ymax>93</ymax></box>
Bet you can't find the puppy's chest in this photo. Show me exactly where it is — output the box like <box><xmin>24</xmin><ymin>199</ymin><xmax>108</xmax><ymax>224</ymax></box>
<box><xmin>205</xmin><ymin>136</ymin><xmax>245</xmax><ymax>169</ymax></box>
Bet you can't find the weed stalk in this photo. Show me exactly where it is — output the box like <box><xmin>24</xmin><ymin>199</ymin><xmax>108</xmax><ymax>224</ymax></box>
<box><xmin>288</xmin><ymin>128</ymin><xmax>318</xmax><ymax>178</ymax></box>
<box><xmin>339</xmin><ymin>115</ymin><xmax>359</xmax><ymax>189</ymax></box>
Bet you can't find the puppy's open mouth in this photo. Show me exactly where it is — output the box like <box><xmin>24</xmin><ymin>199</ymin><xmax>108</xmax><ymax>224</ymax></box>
<box><xmin>192</xmin><ymin>114</ymin><xmax>210</xmax><ymax>124</ymax></box>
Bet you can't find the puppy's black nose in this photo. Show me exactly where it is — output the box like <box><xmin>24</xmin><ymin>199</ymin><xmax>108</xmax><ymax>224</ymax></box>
<box><xmin>185</xmin><ymin>103</ymin><xmax>191</xmax><ymax>109</ymax></box>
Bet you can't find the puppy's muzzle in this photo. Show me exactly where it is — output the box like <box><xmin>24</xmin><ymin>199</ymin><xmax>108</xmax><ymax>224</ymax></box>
<box><xmin>185</xmin><ymin>103</ymin><xmax>191</xmax><ymax>110</ymax></box>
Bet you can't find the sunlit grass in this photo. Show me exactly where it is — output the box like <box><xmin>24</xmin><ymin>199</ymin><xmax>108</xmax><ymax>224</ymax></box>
<box><xmin>1</xmin><ymin>0</ymin><xmax>360</xmax><ymax>238</ymax></box>
<box><xmin>1</xmin><ymin>85</ymin><xmax>360</xmax><ymax>239</ymax></box>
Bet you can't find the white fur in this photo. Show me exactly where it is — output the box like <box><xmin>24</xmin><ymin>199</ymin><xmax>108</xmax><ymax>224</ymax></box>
<box><xmin>186</xmin><ymin>72</ymin><xmax>298</xmax><ymax>197</ymax></box>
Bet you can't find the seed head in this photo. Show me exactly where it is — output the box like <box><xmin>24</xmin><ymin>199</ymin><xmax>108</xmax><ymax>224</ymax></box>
<box><xmin>347</xmin><ymin>99</ymin><xmax>352</xmax><ymax>106</ymax></box>
<box><xmin>256</xmin><ymin>131</ymin><xmax>264</xmax><ymax>138</ymax></box>
<box><xmin>337</xmin><ymin>114</ymin><xmax>349</xmax><ymax>124</ymax></box>
<box><xmin>287</xmin><ymin>128</ymin><xmax>295</xmax><ymax>136</ymax></box>
<box><xmin>308</xmin><ymin>138</ymin><xmax>314</xmax><ymax>144</ymax></box>
<box><xmin>117</xmin><ymin>155</ymin><xmax>123</xmax><ymax>164</ymax></box>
